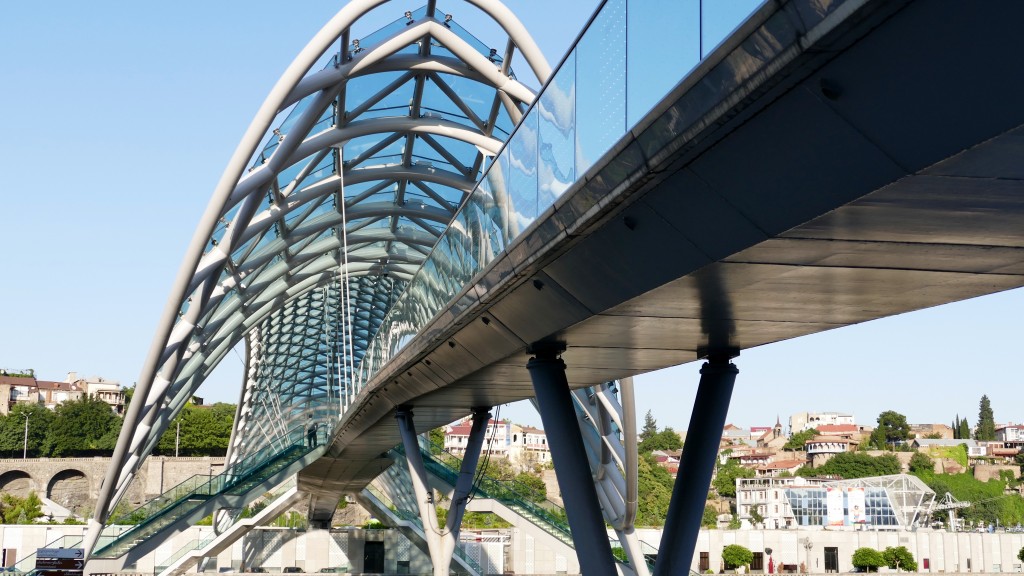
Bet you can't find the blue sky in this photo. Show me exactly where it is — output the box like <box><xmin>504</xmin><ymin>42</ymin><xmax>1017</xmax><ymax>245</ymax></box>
<box><xmin>1</xmin><ymin>1</ymin><xmax>1020</xmax><ymax>435</ymax></box>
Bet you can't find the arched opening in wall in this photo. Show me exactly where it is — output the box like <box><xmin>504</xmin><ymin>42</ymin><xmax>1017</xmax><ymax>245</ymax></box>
<box><xmin>47</xmin><ymin>469</ymin><xmax>90</xmax><ymax>517</ymax></box>
<box><xmin>0</xmin><ymin>471</ymin><xmax>37</xmax><ymax>498</ymax></box>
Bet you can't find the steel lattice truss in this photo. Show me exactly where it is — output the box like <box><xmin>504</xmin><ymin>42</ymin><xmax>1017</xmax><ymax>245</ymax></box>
<box><xmin>231</xmin><ymin>276</ymin><xmax>405</xmax><ymax>465</ymax></box>
<box><xmin>92</xmin><ymin>0</ymin><xmax>551</xmax><ymax>537</ymax></box>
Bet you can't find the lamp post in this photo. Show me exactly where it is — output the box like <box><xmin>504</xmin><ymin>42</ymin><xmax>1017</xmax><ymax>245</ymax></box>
<box><xmin>801</xmin><ymin>538</ymin><xmax>813</xmax><ymax>574</ymax></box>
<box><xmin>22</xmin><ymin>414</ymin><xmax>29</xmax><ymax>459</ymax></box>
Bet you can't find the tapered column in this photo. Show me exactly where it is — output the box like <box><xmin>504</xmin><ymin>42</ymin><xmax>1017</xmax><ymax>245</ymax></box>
<box><xmin>443</xmin><ymin>407</ymin><xmax>492</xmax><ymax>563</ymax></box>
<box><xmin>394</xmin><ymin>407</ymin><xmax>445</xmax><ymax>576</ymax></box>
<box><xmin>527</xmin><ymin>349</ymin><xmax>616</xmax><ymax>576</ymax></box>
<box><xmin>655</xmin><ymin>354</ymin><xmax>738</xmax><ymax>576</ymax></box>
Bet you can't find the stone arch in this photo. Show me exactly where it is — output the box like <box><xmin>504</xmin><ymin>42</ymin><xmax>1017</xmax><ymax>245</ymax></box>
<box><xmin>0</xmin><ymin>470</ymin><xmax>37</xmax><ymax>498</ymax></box>
<box><xmin>47</xmin><ymin>469</ymin><xmax>91</xmax><ymax>514</ymax></box>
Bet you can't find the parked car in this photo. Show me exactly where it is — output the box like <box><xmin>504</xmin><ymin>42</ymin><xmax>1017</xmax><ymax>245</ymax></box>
<box><xmin>283</xmin><ymin>568</ymin><xmax>303</xmax><ymax>573</ymax></box>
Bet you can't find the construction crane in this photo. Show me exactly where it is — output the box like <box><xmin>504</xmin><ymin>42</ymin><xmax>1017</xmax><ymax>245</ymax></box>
<box><xmin>930</xmin><ymin>492</ymin><xmax>971</xmax><ymax>532</ymax></box>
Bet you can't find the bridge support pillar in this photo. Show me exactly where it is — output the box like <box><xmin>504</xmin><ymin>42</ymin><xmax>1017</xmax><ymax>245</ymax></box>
<box><xmin>655</xmin><ymin>353</ymin><xmax>738</xmax><ymax>576</ymax></box>
<box><xmin>527</xmin><ymin>348</ymin><xmax>617</xmax><ymax>576</ymax></box>
<box><xmin>396</xmin><ymin>405</ymin><xmax>491</xmax><ymax>576</ymax></box>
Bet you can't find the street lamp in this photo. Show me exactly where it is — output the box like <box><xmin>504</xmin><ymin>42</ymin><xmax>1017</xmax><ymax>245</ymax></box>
<box><xmin>22</xmin><ymin>414</ymin><xmax>29</xmax><ymax>459</ymax></box>
<box><xmin>801</xmin><ymin>538</ymin><xmax>813</xmax><ymax>573</ymax></box>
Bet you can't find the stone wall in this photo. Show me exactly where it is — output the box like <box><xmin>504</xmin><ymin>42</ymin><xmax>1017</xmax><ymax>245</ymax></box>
<box><xmin>0</xmin><ymin>456</ymin><xmax>225</xmax><ymax>517</ymax></box>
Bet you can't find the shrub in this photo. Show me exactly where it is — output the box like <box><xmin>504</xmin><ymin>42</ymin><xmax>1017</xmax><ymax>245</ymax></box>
<box><xmin>851</xmin><ymin>548</ymin><xmax>885</xmax><ymax>572</ymax></box>
<box><xmin>722</xmin><ymin>544</ymin><xmax>754</xmax><ymax>569</ymax></box>
<box><xmin>883</xmin><ymin>546</ymin><xmax>917</xmax><ymax>571</ymax></box>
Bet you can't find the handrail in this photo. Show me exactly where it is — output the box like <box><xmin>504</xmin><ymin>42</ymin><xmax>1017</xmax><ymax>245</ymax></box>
<box><xmin>94</xmin><ymin>442</ymin><xmax>312</xmax><ymax>558</ymax></box>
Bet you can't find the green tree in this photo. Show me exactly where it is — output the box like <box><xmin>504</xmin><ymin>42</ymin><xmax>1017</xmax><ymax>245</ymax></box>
<box><xmin>952</xmin><ymin>416</ymin><xmax>959</xmax><ymax>439</ymax></box>
<box><xmin>640</xmin><ymin>410</ymin><xmax>658</xmax><ymax>443</ymax></box>
<box><xmin>749</xmin><ymin>506</ymin><xmax>765</xmax><ymax>527</ymax></box>
<box><xmin>513</xmin><ymin>472</ymin><xmax>547</xmax><ymax>502</ymax></box>
<box><xmin>155</xmin><ymin>402</ymin><xmax>235</xmax><ymax>456</ymax></box>
<box><xmin>43</xmin><ymin>396</ymin><xmax>118</xmax><ymax>456</ymax></box>
<box><xmin>783</xmin><ymin>428</ymin><xmax>818</xmax><ymax>451</ymax></box>
<box><xmin>813</xmin><ymin>452</ymin><xmax>901</xmax><ymax>479</ymax></box>
<box><xmin>713</xmin><ymin>461</ymin><xmax>755</xmax><ymax>498</ymax></box>
<box><xmin>702</xmin><ymin>505</ymin><xmax>718</xmax><ymax>528</ymax></box>
<box><xmin>958</xmin><ymin>418</ymin><xmax>971</xmax><ymax>441</ymax></box>
<box><xmin>639</xmin><ymin>427</ymin><xmax>683</xmax><ymax>454</ymax></box>
<box><xmin>976</xmin><ymin>395</ymin><xmax>996</xmax><ymax>441</ymax></box>
<box><xmin>0</xmin><ymin>403</ymin><xmax>54</xmax><ymax>457</ymax></box>
<box><xmin>722</xmin><ymin>544</ymin><xmax>753</xmax><ymax>569</ymax></box>
<box><xmin>0</xmin><ymin>492</ymin><xmax>43</xmax><ymax>524</ymax></box>
<box><xmin>908</xmin><ymin>452</ymin><xmax>934</xmax><ymax>476</ymax></box>
<box><xmin>851</xmin><ymin>548</ymin><xmax>885</xmax><ymax>572</ymax></box>
<box><xmin>637</xmin><ymin>454</ymin><xmax>674</xmax><ymax>526</ymax></box>
<box><xmin>882</xmin><ymin>546</ymin><xmax>917</xmax><ymax>571</ymax></box>
<box><xmin>428</xmin><ymin>427</ymin><xmax>445</xmax><ymax>453</ymax></box>
<box><xmin>1018</xmin><ymin>546</ymin><xmax>1024</xmax><ymax>564</ymax></box>
<box><xmin>872</xmin><ymin>410</ymin><xmax>911</xmax><ymax>448</ymax></box>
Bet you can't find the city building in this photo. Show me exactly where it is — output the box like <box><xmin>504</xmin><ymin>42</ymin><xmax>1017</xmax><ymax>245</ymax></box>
<box><xmin>789</xmin><ymin>412</ymin><xmax>855</xmax><ymax>434</ymax></box>
<box><xmin>735</xmin><ymin>474</ymin><xmax>935</xmax><ymax>531</ymax></box>
<box><xmin>0</xmin><ymin>372</ymin><xmax>124</xmax><ymax>414</ymax></box>
<box><xmin>805</xmin><ymin>435</ymin><xmax>858</xmax><ymax>467</ymax></box>
<box><xmin>910</xmin><ymin>423</ymin><xmax>955</xmax><ymax>440</ymax></box>
<box><xmin>912</xmin><ymin>438</ymin><xmax>988</xmax><ymax>458</ymax></box>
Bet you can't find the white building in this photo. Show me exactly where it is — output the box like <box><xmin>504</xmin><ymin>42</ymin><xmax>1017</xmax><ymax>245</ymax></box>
<box><xmin>789</xmin><ymin>411</ymin><xmax>855</xmax><ymax>434</ymax></box>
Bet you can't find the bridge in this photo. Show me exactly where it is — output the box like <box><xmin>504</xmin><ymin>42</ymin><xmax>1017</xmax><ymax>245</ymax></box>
<box><xmin>76</xmin><ymin>0</ymin><xmax>1024</xmax><ymax>575</ymax></box>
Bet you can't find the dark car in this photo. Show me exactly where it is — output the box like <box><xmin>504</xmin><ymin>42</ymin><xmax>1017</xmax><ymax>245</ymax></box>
<box><xmin>283</xmin><ymin>568</ymin><xmax>303</xmax><ymax>574</ymax></box>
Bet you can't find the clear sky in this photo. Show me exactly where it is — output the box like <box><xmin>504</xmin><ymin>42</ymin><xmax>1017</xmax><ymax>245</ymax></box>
<box><xmin>1</xmin><ymin>1</ymin><xmax>1020</xmax><ymax>437</ymax></box>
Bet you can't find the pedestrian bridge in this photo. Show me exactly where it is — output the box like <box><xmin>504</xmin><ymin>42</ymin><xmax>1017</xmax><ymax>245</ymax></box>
<box><xmin>83</xmin><ymin>0</ymin><xmax>1024</xmax><ymax>575</ymax></box>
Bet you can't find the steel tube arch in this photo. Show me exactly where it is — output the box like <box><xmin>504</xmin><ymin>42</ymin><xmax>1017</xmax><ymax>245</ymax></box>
<box><xmin>88</xmin><ymin>0</ymin><xmax>552</xmax><ymax>557</ymax></box>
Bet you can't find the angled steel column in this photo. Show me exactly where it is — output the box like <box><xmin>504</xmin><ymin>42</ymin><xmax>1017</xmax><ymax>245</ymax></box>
<box><xmin>443</xmin><ymin>406</ymin><xmax>492</xmax><ymax>566</ymax></box>
<box><xmin>527</xmin><ymin>348</ymin><xmax>616</xmax><ymax>576</ymax></box>
<box><xmin>655</xmin><ymin>354</ymin><xmax>738</xmax><ymax>576</ymax></box>
<box><xmin>396</xmin><ymin>406</ymin><xmax>491</xmax><ymax>576</ymax></box>
<box><xmin>395</xmin><ymin>407</ymin><xmax>445</xmax><ymax>576</ymax></box>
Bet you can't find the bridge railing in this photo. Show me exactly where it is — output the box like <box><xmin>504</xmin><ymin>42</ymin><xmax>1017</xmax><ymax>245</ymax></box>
<box><xmin>354</xmin><ymin>0</ymin><xmax>764</xmax><ymax>389</ymax></box>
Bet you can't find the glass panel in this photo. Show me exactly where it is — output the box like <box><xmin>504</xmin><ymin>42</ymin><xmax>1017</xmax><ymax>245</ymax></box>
<box><xmin>538</xmin><ymin>48</ymin><xmax>576</xmax><ymax>206</ymax></box>
<box><xmin>506</xmin><ymin>108</ymin><xmax>539</xmax><ymax>237</ymax></box>
<box><xmin>575</xmin><ymin>0</ymin><xmax>626</xmax><ymax>174</ymax></box>
<box><xmin>627</xmin><ymin>0</ymin><xmax>701</xmax><ymax>126</ymax></box>
<box><xmin>701</xmin><ymin>0</ymin><xmax>765</xmax><ymax>58</ymax></box>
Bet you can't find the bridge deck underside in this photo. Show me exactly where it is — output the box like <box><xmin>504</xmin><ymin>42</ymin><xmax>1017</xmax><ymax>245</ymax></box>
<box><xmin>301</xmin><ymin>0</ymin><xmax>1024</xmax><ymax>513</ymax></box>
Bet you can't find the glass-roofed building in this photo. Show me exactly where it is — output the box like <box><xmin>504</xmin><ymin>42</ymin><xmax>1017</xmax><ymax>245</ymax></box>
<box><xmin>736</xmin><ymin>474</ymin><xmax>936</xmax><ymax>530</ymax></box>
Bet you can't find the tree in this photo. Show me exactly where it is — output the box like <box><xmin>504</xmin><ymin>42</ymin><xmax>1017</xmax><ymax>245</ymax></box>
<box><xmin>639</xmin><ymin>427</ymin><xmax>683</xmax><ymax>454</ymax></box>
<box><xmin>872</xmin><ymin>410</ymin><xmax>911</xmax><ymax>448</ymax></box>
<box><xmin>702</xmin><ymin>505</ymin><xmax>718</xmax><ymax>528</ymax></box>
<box><xmin>0</xmin><ymin>492</ymin><xmax>43</xmax><ymax>524</ymax></box>
<box><xmin>0</xmin><ymin>403</ymin><xmax>54</xmax><ymax>457</ymax></box>
<box><xmin>640</xmin><ymin>410</ymin><xmax>658</xmax><ymax>442</ymax></box>
<box><xmin>851</xmin><ymin>548</ymin><xmax>885</xmax><ymax>572</ymax></box>
<box><xmin>722</xmin><ymin>544</ymin><xmax>753</xmax><ymax>569</ymax></box>
<box><xmin>976</xmin><ymin>395</ymin><xmax>996</xmax><ymax>441</ymax></box>
<box><xmin>43</xmin><ymin>396</ymin><xmax>118</xmax><ymax>456</ymax></box>
<box><xmin>813</xmin><ymin>452</ymin><xmax>901</xmax><ymax>479</ymax></box>
<box><xmin>155</xmin><ymin>402</ymin><xmax>235</xmax><ymax>456</ymax></box>
<box><xmin>908</xmin><ymin>451</ymin><xmax>934</xmax><ymax>476</ymax></box>
<box><xmin>882</xmin><ymin>546</ymin><xmax>917</xmax><ymax>571</ymax></box>
<box><xmin>958</xmin><ymin>417</ymin><xmax>971</xmax><ymax>441</ymax></box>
<box><xmin>637</xmin><ymin>454</ymin><xmax>674</xmax><ymax>526</ymax></box>
<box><xmin>749</xmin><ymin>506</ymin><xmax>764</xmax><ymax>527</ymax></box>
<box><xmin>713</xmin><ymin>461</ymin><xmax>754</xmax><ymax>498</ymax></box>
<box><xmin>783</xmin><ymin>428</ymin><xmax>818</xmax><ymax>451</ymax></box>
<box><xmin>513</xmin><ymin>472</ymin><xmax>547</xmax><ymax>503</ymax></box>
<box><xmin>1018</xmin><ymin>546</ymin><xmax>1024</xmax><ymax>564</ymax></box>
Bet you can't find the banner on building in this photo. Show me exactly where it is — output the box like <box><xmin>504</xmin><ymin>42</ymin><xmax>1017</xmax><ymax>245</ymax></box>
<box><xmin>826</xmin><ymin>487</ymin><xmax>844</xmax><ymax>526</ymax></box>
<box><xmin>847</xmin><ymin>487</ymin><xmax>867</xmax><ymax>524</ymax></box>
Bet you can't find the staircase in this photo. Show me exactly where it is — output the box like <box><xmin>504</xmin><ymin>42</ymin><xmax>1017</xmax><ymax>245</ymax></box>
<box><xmin>394</xmin><ymin>441</ymin><xmax>658</xmax><ymax>573</ymax></box>
<box><xmin>92</xmin><ymin>441</ymin><xmax>320</xmax><ymax>562</ymax></box>
<box><xmin>156</xmin><ymin>480</ymin><xmax>305</xmax><ymax>576</ymax></box>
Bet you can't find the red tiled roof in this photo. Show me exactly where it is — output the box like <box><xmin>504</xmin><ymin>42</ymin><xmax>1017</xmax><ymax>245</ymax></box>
<box><xmin>0</xmin><ymin>375</ymin><xmax>36</xmax><ymax>386</ymax></box>
<box><xmin>757</xmin><ymin>460</ymin><xmax>805</xmax><ymax>470</ymax></box>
